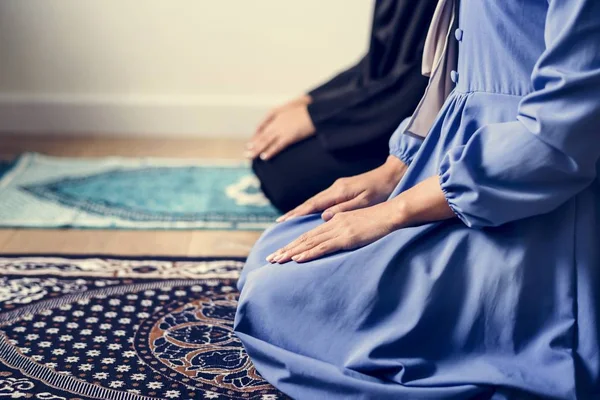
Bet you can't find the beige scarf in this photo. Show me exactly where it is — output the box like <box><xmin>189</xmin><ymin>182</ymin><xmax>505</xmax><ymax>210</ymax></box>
<box><xmin>404</xmin><ymin>0</ymin><xmax>457</xmax><ymax>138</ymax></box>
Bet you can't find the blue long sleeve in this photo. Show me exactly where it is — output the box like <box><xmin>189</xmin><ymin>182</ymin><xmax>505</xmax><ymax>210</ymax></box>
<box><xmin>440</xmin><ymin>0</ymin><xmax>600</xmax><ymax>228</ymax></box>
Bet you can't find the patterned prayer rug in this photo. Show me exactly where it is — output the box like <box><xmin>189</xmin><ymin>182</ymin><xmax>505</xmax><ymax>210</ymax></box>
<box><xmin>0</xmin><ymin>153</ymin><xmax>279</xmax><ymax>230</ymax></box>
<box><xmin>0</xmin><ymin>255</ymin><xmax>287</xmax><ymax>399</ymax></box>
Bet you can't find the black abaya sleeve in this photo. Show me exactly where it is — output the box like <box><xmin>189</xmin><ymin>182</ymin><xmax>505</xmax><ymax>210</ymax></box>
<box><xmin>306</xmin><ymin>0</ymin><xmax>437</xmax><ymax>151</ymax></box>
<box><xmin>307</xmin><ymin>57</ymin><xmax>365</xmax><ymax>100</ymax></box>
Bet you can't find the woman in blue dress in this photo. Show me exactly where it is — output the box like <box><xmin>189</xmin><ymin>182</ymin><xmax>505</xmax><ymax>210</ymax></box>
<box><xmin>234</xmin><ymin>0</ymin><xmax>600</xmax><ymax>398</ymax></box>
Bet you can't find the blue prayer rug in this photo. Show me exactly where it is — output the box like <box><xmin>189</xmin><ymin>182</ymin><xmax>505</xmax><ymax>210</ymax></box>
<box><xmin>0</xmin><ymin>255</ymin><xmax>287</xmax><ymax>400</ymax></box>
<box><xmin>0</xmin><ymin>153</ymin><xmax>279</xmax><ymax>230</ymax></box>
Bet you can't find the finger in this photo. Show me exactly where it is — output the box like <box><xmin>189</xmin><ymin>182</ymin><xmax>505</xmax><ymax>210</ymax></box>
<box><xmin>266</xmin><ymin>223</ymin><xmax>334</xmax><ymax>262</ymax></box>
<box><xmin>276</xmin><ymin>191</ymin><xmax>327</xmax><ymax>222</ymax></box>
<box><xmin>254</xmin><ymin>109</ymin><xmax>278</xmax><ymax>137</ymax></box>
<box><xmin>274</xmin><ymin>230</ymin><xmax>335</xmax><ymax>263</ymax></box>
<box><xmin>248</xmin><ymin>120</ymin><xmax>271</xmax><ymax>147</ymax></box>
<box><xmin>321</xmin><ymin>195</ymin><xmax>368</xmax><ymax>221</ymax></box>
<box><xmin>276</xmin><ymin>193</ymin><xmax>326</xmax><ymax>222</ymax></box>
<box><xmin>291</xmin><ymin>238</ymin><xmax>342</xmax><ymax>263</ymax></box>
<box><xmin>268</xmin><ymin>225</ymin><xmax>332</xmax><ymax>262</ymax></box>
<box><xmin>247</xmin><ymin>133</ymin><xmax>277</xmax><ymax>159</ymax></box>
<box><xmin>259</xmin><ymin>138</ymin><xmax>288</xmax><ymax>161</ymax></box>
<box><xmin>276</xmin><ymin>190</ymin><xmax>340</xmax><ymax>222</ymax></box>
<box><xmin>287</xmin><ymin>195</ymin><xmax>339</xmax><ymax>219</ymax></box>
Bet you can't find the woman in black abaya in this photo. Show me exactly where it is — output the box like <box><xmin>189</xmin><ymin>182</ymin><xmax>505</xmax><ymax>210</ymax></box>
<box><xmin>247</xmin><ymin>0</ymin><xmax>437</xmax><ymax>212</ymax></box>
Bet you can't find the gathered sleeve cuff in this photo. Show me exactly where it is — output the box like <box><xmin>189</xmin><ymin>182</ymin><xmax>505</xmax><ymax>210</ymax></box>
<box><xmin>389</xmin><ymin>117</ymin><xmax>424</xmax><ymax>166</ymax></box>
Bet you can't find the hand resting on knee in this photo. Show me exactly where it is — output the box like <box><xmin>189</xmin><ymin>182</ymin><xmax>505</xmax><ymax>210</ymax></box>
<box><xmin>246</xmin><ymin>95</ymin><xmax>315</xmax><ymax>161</ymax></box>
<box><xmin>277</xmin><ymin>155</ymin><xmax>408</xmax><ymax>223</ymax></box>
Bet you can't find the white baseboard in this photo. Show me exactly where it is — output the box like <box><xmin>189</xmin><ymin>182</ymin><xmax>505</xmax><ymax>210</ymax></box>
<box><xmin>0</xmin><ymin>94</ymin><xmax>288</xmax><ymax>137</ymax></box>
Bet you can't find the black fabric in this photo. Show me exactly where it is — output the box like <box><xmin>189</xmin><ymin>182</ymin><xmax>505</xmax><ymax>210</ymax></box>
<box><xmin>254</xmin><ymin>0</ymin><xmax>436</xmax><ymax>212</ymax></box>
<box><xmin>253</xmin><ymin>135</ymin><xmax>388</xmax><ymax>212</ymax></box>
<box><xmin>308</xmin><ymin>0</ymin><xmax>437</xmax><ymax>150</ymax></box>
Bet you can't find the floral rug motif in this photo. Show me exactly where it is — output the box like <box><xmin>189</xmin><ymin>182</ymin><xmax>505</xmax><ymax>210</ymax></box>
<box><xmin>0</xmin><ymin>255</ymin><xmax>287</xmax><ymax>400</ymax></box>
<box><xmin>0</xmin><ymin>153</ymin><xmax>279</xmax><ymax>230</ymax></box>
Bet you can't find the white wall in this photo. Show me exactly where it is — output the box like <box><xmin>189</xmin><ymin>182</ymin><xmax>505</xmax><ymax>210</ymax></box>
<box><xmin>0</xmin><ymin>0</ymin><xmax>372</xmax><ymax>137</ymax></box>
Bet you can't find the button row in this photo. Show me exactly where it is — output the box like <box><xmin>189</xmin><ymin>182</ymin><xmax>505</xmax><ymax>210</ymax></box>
<box><xmin>451</xmin><ymin>28</ymin><xmax>463</xmax><ymax>84</ymax></box>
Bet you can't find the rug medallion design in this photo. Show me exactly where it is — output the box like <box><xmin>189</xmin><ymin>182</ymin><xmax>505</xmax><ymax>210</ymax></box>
<box><xmin>0</xmin><ymin>256</ymin><xmax>287</xmax><ymax>399</ymax></box>
<box><xmin>0</xmin><ymin>153</ymin><xmax>279</xmax><ymax>230</ymax></box>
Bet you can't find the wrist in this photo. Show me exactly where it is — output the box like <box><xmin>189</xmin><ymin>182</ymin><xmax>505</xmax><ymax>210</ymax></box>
<box><xmin>387</xmin><ymin>195</ymin><xmax>410</xmax><ymax>230</ymax></box>
<box><xmin>300</xmin><ymin>106</ymin><xmax>316</xmax><ymax>137</ymax></box>
<box><xmin>385</xmin><ymin>176</ymin><xmax>455</xmax><ymax>230</ymax></box>
<box><xmin>383</xmin><ymin>155</ymin><xmax>408</xmax><ymax>176</ymax></box>
<box><xmin>381</xmin><ymin>156</ymin><xmax>408</xmax><ymax>187</ymax></box>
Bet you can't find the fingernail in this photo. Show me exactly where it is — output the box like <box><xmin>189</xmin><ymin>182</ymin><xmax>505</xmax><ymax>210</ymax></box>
<box><xmin>276</xmin><ymin>216</ymin><xmax>285</xmax><ymax>223</ymax></box>
<box><xmin>260</xmin><ymin>153</ymin><xmax>268</xmax><ymax>160</ymax></box>
<box><xmin>244</xmin><ymin>151</ymin><xmax>254</xmax><ymax>159</ymax></box>
<box><xmin>266</xmin><ymin>253</ymin><xmax>276</xmax><ymax>263</ymax></box>
<box><xmin>292</xmin><ymin>254</ymin><xmax>303</xmax><ymax>262</ymax></box>
<box><xmin>274</xmin><ymin>253</ymin><xmax>286</xmax><ymax>262</ymax></box>
<box><xmin>322</xmin><ymin>211</ymin><xmax>333</xmax><ymax>221</ymax></box>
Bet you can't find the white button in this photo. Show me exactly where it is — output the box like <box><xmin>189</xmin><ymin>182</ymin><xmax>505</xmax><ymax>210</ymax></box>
<box><xmin>450</xmin><ymin>70</ymin><xmax>459</xmax><ymax>83</ymax></box>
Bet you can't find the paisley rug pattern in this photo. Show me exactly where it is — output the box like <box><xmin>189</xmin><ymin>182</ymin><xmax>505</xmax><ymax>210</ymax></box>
<box><xmin>0</xmin><ymin>255</ymin><xmax>287</xmax><ymax>400</ymax></box>
<box><xmin>0</xmin><ymin>153</ymin><xmax>279</xmax><ymax>230</ymax></box>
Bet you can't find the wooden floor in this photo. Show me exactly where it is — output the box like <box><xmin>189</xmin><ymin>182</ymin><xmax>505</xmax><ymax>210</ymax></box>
<box><xmin>0</xmin><ymin>134</ymin><xmax>263</xmax><ymax>258</ymax></box>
